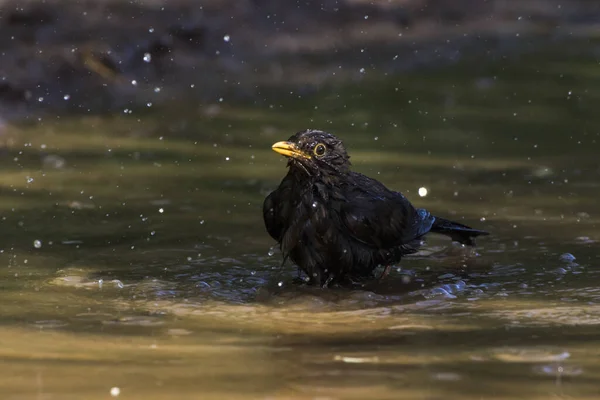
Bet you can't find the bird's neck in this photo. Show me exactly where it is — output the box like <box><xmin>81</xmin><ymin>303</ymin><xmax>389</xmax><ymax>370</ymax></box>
<box><xmin>288</xmin><ymin>166</ymin><xmax>346</xmax><ymax>187</ymax></box>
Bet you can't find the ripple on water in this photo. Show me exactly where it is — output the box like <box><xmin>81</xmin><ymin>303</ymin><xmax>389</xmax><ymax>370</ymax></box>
<box><xmin>31</xmin><ymin>320</ymin><xmax>69</xmax><ymax>329</ymax></box>
<box><xmin>486</xmin><ymin>346</ymin><xmax>570</xmax><ymax>363</ymax></box>
<box><xmin>102</xmin><ymin>316</ymin><xmax>166</xmax><ymax>327</ymax></box>
<box><xmin>74</xmin><ymin>312</ymin><xmax>116</xmax><ymax>322</ymax></box>
<box><xmin>533</xmin><ymin>364</ymin><xmax>583</xmax><ymax>377</ymax></box>
<box><xmin>431</xmin><ymin>372</ymin><xmax>462</xmax><ymax>381</ymax></box>
<box><xmin>333</xmin><ymin>355</ymin><xmax>380</xmax><ymax>364</ymax></box>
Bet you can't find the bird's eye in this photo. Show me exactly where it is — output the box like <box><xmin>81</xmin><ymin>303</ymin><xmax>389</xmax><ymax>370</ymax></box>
<box><xmin>313</xmin><ymin>143</ymin><xmax>326</xmax><ymax>157</ymax></box>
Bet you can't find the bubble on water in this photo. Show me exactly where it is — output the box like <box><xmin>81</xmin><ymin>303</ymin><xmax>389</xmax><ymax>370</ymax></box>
<box><xmin>131</xmin><ymin>80</ymin><xmax>137</xmax><ymax>86</ymax></box>
<box><xmin>158</xmin><ymin>208</ymin><xmax>164</xmax><ymax>213</ymax></box>
<box><xmin>147</xmin><ymin>102</ymin><xmax>153</xmax><ymax>107</ymax></box>
<box><xmin>418</xmin><ymin>187</ymin><xmax>428</xmax><ymax>197</ymax></box>
<box><xmin>223</xmin><ymin>34</ymin><xmax>230</xmax><ymax>42</ymax></box>
<box><xmin>63</xmin><ymin>94</ymin><xmax>71</xmax><ymax>100</ymax></box>
<box><xmin>154</xmin><ymin>87</ymin><xmax>161</xmax><ymax>93</ymax></box>
<box><xmin>33</xmin><ymin>240</ymin><xmax>42</xmax><ymax>248</ymax></box>
<box><xmin>26</xmin><ymin>176</ymin><xmax>34</xmax><ymax>183</ymax></box>
<box><xmin>38</xmin><ymin>97</ymin><xmax>44</xmax><ymax>102</ymax></box>
<box><xmin>110</xmin><ymin>387</ymin><xmax>121</xmax><ymax>397</ymax></box>
<box><xmin>148</xmin><ymin>27</ymin><xmax>154</xmax><ymax>33</ymax></box>
<box><xmin>312</xmin><ymin>202</ymin><xmax>318</xmax><ymax>208</ymax></box>
<box><xmin>225</xmin><ymin>156</ymin><xmax>230</xmax><ymax>161</ymax></box>
<box><xmin>113</xmin><ymin>280</ymin><xmax>124</xmax><ymax>289</ymax></box>
<box><xmin>268</xmin><ymin>248</ymin><xmax>275</xmax><ymax>256</ymax></box>
<box><xmin>359</xmin><ymin>67</ymin><xmax>365</xmax><ymax>74</ymax></box>
<box><xmin>98</xmin><ymin>279</ymin><xmax>103</xmax><ymax>288</ymax></box>
<box><xmin>143</xmin><ymin>53</ymin><xmax>152</xmax><ymax>62</ymax></box>
<box><xmin>559</xmin><ymin>253</ymin><xmax>576</xmax><ymax>262</ymax></box>
<box><xmin>277</xmin><ymin>281</ymin><xmax>283</xmax><ymax>287</ymax></box>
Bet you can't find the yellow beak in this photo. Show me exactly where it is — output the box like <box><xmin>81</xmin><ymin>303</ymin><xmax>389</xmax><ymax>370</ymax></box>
<box><xmin>271</xmin><ymin>141</ymin><xmax>311</xmax><ymax>159</ymax></box>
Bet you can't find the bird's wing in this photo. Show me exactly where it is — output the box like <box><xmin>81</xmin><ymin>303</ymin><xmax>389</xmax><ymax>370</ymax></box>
<box><xmin>263</xmin><ymin>190</ymin><xmax>283</xmax><ymax>241</ymax></box>
<box><xmin>334</xmin><ymin>173</ymin><xmax>434</xmax><ymax>250</ymax></box>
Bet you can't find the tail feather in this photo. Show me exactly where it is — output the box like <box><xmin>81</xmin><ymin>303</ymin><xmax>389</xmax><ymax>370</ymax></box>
<box><xmin>430</xmin><ymin>216</ymin><xmax>489</xmax><ymax>246</ymax></box>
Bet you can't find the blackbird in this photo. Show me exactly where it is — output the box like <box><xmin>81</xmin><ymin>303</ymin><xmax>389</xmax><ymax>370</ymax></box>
<box><xmin>263</xmin><ymin>129</ymin><xmax>489</xmax><ymax>287</ymax></box>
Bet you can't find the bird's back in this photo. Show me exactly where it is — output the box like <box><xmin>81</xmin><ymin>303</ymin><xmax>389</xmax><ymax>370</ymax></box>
<box><xmin>263</xmin><ymin>170</ymin><xmax>436</xmax><ymax>284</ymax></box>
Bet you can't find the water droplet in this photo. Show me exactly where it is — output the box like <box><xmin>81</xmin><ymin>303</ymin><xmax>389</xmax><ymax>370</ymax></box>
<box><xmin>63</xmin><ymin>94</ymin><xmax>71</xmax><ymax>100</ymax></box>
<box><xmin>223</xmin><ymin>35</ymin><xmax>230</xmax><ymax>42</ymax></box>
<box><xmin>143</xmin><ymin>53</ymin><xmax>152</xmax><ymax>63</ymax></box>
<box><xmin>33</xmin><ymin>240</ymin><xmax>42</xmax><ymax>248</ymax></box>
<box><xmin>418</xmin><ymin>187</ymin><xmax>428</xmax><ymax>197</ymax></box>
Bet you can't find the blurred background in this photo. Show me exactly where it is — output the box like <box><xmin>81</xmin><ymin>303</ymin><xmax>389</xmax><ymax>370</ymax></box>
<box><xmin>1</xmin><ymin>0</ymin><xmax>599</xmax><ymax>118</ymax></box>
<box><xmin>1</xmin><ymin>1</ymin><xmax>600</xmax><ymax>399</ymax></box>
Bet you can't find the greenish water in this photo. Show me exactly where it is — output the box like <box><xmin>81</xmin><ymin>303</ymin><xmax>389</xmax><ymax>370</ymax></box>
<box><xmin>0</xmin><ymin>40</ymin><xmax>599</xmax><ymax>399</ymax></box>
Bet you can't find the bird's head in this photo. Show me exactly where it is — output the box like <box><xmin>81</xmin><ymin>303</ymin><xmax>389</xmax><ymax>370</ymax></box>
<box><xmin>271</xmin><ymin>129</ymin><xmax>351</xmax><ymax>176</ymax></box>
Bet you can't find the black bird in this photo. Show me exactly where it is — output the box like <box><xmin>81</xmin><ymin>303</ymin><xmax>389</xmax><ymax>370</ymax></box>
<box><xmin>263</xmin><ymin>129</ymin><xmax>489</xmax><ymax>287</ymax></box>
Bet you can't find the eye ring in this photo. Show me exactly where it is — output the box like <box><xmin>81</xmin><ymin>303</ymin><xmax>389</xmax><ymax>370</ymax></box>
<box><xmin>313</xmin><ymin>143</ymin><xmax>326</xmax><ymax>157</ymax></box>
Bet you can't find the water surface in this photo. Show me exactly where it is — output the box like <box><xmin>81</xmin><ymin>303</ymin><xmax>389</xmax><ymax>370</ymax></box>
<box><xmin>0</xmin><ymin>39</ymin><xmax>599</xmax><ymax>399</ymax></box>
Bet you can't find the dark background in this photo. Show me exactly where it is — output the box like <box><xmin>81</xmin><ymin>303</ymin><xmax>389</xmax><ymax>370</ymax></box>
<box><xmin>1</xmin><ymin>0</ymin><xmax>600</xmax><ymax>121</ymax></box>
